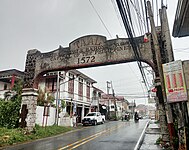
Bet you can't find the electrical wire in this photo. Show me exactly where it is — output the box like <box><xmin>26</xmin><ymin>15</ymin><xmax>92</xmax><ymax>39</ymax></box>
<box><xmin>88</xmin><ymin>0</ymin><xmax>112</xmax><ymax>38</ymax></box>
<box><xmin>111</xmin><ymin>0</ymin><xmax>127</xmax><ymax>37</ymax></box>
<box><xmin>156</xmin><ymin>0</ymin><xmax>159</xmax><ymax>26</ymax></box>
<box><xmin>115</xmin><ymin>0</ymin><xmax>150</xmax><ymax>92</ymax></box>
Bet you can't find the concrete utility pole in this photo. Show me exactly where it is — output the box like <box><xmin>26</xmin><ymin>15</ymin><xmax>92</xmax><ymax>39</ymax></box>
<box><xmin>147</xmin><ymin>1</ymin><xmax>171</xmax><ymax>145</ymax></box>
<box><xmin>55</xmin><ymin>71</ymin><xmax>60</xmax><ymax>125</ymax></box>
<box><xmin>107</xmin><ymin>81</ymin><xmax>111</xmax><ymax>120</ymax></box>
<box><xmin>111</xmin><ymin>81</ymin><xmax>117</xmax><ymax>120</ymax></box>
<box><xmin>160</xmin><ymin>6</ymin><xmax>176</xmax><ymax>149</ymax></box>
<box><xmin>161</xmin><ymin>6</ymin><xmax>188</xmax><ymax>150</ymax></box>
<box><xmin>160</xmin><ymin>6</ymin><xmax>174</xmax><ymax>62</ymax></box>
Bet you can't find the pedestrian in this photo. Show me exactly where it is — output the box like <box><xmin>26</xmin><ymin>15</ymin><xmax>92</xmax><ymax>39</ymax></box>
<box><xmin>73</xmin><ymin>113</ymin><xmax>77</xmax><ymax>127</ymax></box>
<box><xmin>134</xmin><ymin>111</ymin><xmax>139</xmax><ymax>122</ymax></box>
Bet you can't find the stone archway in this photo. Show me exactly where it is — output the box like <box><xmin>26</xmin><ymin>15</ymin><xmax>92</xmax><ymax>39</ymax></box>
<box><xmin>21</xmin><ymin>34</ymin><xmax>156</xmax><ymax>131</ymax></box>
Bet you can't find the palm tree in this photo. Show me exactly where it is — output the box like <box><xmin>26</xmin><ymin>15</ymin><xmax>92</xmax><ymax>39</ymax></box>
<box><xmin>37</xmin><ymin>88</ymin><xmax>54</xmax><ymax>106</ymax></box>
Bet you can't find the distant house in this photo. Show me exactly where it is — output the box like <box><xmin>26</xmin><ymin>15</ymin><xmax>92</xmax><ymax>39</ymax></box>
<box><xmin>0</xmin><ymin>69</ymin><xmax>24</xmax><ymax>99</ymax></box>
<box><xmin>128</xmin><ymin>101</ymin><xmax>136</xmax><ymax>117</ymax></box>
<box><xmin>136</xmin><ymin>104</ymin><xmax>147</xmax><ymax>116</ymax></box>
<box><xmin>100</xmin><ymin>93</ymin><xmax>129</xmax><ymax>119</ymax></box>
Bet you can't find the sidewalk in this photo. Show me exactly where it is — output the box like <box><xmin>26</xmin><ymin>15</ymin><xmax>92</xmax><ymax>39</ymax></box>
<box><xmin>140</xmin><ymin>120</ymin><xmax>162</xmax><ymax>150</ymax></box>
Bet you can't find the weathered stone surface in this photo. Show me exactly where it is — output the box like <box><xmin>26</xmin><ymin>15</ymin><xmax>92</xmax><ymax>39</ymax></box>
<box><xmin>23</xmin><ymin>35</ymin><xmax>154</xmax><ymax>88</ymax></box>
<box><xmin>21</xmin><ymin>88</ymin><xmax>38</xmax><ymax>132</ymax></box>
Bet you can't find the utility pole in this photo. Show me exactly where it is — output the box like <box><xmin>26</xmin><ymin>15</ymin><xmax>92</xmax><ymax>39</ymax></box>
<box><xmin>159</xmin><ymin>6</ymin><xmax>176</xmax><ymax>149</ymax></box>
<box><xmin>111</xmin><ymin>81</ymin><xmax>117</xmax><ymax>120</ymax></box>
<box><xmin>147</xmin><ymin>1</ymin><xmax>171</xmax><ymax>146</ymax></box>
<box><xmin>161</xmin><ymin>5</ymin><xmax>188</xmax><ymax>149</ymax></box>
<box><xmin>107</xmin><ymin>81</ymin><xmax>111</xmax><ymax>120</ymax></box>
<box><xmin>55</xmin><ymin>71</ymin><xmax>60</xmax><ymax>125</ymax></box>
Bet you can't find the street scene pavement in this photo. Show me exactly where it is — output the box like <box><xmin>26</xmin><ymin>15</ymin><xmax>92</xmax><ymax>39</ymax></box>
<box><xmin>140</xmin><ymin>120</ymin><xmax>162</xmax><ymax>150</ymax></box>
<box><xmin>1</xmin><ymin>120</ymin><xmax>151</xmax><ymax>150</ymax></box>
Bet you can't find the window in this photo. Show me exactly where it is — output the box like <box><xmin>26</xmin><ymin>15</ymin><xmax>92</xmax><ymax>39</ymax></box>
<box><xmin>4</xmin><ymin>84</ymin><xmax>7</xmax><ymax>90</ymax></box>
<box><xmin>78</xmin><ymin>78</ymin><xmax>83</xmax><ymax>96</ymax></box>
<box><xmin>86</xmin><ymin>82</ymin><xmax>90</xmax><ymax>99</ymax></box>
<box><xmin>45</xmin><ymin>78</ymin><xmax>57</xmax><ymax>92</ymax></box>
<box><xmin>68</xmin><ymin>73</ymin><xmax>74</xmax><ymax>94</ymax></box>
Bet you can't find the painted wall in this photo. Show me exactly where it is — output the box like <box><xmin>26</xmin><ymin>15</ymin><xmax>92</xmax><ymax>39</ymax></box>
<box><xmin>35</xmin><ymin>106</ymin><xmax>56</xmax><ymax>126</ymax></box>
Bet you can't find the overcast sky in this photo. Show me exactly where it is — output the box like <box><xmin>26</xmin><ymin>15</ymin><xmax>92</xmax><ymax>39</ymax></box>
<box><xmin>1</xmin><ymin>0</ymin><xmax>189</xmax><ymax>105</ymax></box>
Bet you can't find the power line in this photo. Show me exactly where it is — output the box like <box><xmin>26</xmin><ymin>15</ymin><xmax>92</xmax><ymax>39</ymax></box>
<box><xmin>88</xmin><ymin>0</ymin><xmax>112</xmax><ymax>38</ymax></box>
<box><xmin>115</xmin><ymin>0</ymin><xmax>150</xmax><ymax>92</ymax></box>
<box><xmin>111</xmin><ymin>0</ymin><xmax>127</xmax><ymax>37</ymax></box>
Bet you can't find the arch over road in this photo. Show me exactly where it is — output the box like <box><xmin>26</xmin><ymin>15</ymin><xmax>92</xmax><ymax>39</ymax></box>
<box><xmin>24</xmin><ymin>34</ymin><xmax>155</xmax><ymax>88</ymax></box>
<box><xmin>21</xmin><ymin>34</ymin><xmax>157</xmax><ymax>131</ymax></box>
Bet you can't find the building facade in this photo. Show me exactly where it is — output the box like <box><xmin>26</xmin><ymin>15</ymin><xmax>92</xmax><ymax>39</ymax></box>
<box><xmin>37</xmin><ymin>69</ymin><xmax>97</xmax><ymax>123</ymax></box>
<box><xmin>0</xmin><ymin>69</ymin><xmax>97</xmax><ymax>124</ymax></box>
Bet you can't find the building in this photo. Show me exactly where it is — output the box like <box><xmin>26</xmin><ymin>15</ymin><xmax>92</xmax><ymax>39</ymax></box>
<box><xmin>0</xmin><ymin>68</ymin><xmax>98</xmax><ymax>125</ymax></box>
<box><xmin>100</xmin><ymin>93</ymin><xmax>129</xmax><ymax>119</ymax></box>
<box><xmin>0</xmin><ymin>69</ymin><xmax>24</xmax><ymax>99</ymax></box>
<box><xmin>90</xmin><ymin>87</ymin><xmax>104</xmax><ymax>112</ymax></box>
<box><xmin>38</xmin><ymin>69</ymin><xmax>97</xmax><ymax>123</ymax></box>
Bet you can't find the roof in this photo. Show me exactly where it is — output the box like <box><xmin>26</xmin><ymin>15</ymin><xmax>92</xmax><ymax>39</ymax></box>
<box><xmin>69</xmin><ymin>70</ymin><xmax>97</xmax><ymax>84</ymax></box>
<box><xmin>101</xmin><ymin>93</ymin><xmax>125</xmax><ymax>101</ymax></box>
<box><xmin>0</xmin><ymin>69</ymin><xmax>25</xmax><ymax>80</ymax></box>
<box><xmin>45</xmin><ymin>69</ymin><xmax>97</xmax><ymax>84</ymax></box>
<box><xmin>92</xmin><ymin>86</ymin><xmax>104</xmax><ymax>93</ymax></box>
<box><xmin>172</xmin><ymin>0</ymin><xmax>189</xmax><ymax>37</ymax></box>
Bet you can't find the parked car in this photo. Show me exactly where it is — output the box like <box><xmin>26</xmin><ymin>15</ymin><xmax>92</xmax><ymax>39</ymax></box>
<box><xmin>82</xmin><ymin>112</ymin><xmax>105</xmax><ymax>126</ymax></box>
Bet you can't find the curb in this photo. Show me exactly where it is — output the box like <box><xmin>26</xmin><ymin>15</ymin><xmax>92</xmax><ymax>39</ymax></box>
<box><xmin>134</xmin><ymin>120</ymin><xmax>150</xmax><ymax>150</ymax></box>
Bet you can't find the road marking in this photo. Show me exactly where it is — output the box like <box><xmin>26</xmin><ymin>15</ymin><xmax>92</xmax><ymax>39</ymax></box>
<box><xmin>58</xmin><ymin>124</ymin><xmax>124</xmax><ymax>150</ymax></box>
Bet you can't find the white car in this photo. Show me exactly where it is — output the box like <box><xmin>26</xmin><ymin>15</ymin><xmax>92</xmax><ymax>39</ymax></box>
<box><xmin>82</xmin><ymin>112</ymin><xmax>105</xmax><ymax>126</ymax></box>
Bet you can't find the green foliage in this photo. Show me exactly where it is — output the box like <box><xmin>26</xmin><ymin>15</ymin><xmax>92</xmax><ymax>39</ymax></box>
<box><xmin>0</xmin><ymin>80</ymin><xmax>23</xmax><ymax>128</ymax></box>
<box><xmin>61</xmin><ymin>99</ymin><xmax>66</xmax><ymax>109</ymax></box>
<box><xmin>155</xmin><ymin>137</ymin><xmax>162</xmax><ymax>145</ymax></box>
<box><xmin>37</xmin><ymin>88</ymin><xmax>54</xmax><ymax>106</ymax></box>
<box><xmin>0</xmin><ymin>125</ymin><xmax>73</xmax><ymax>147</ymax></box>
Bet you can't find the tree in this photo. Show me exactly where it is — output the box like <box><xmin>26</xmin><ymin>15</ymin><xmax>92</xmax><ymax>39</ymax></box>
<box><xmin>0</xmin><ymin>80</ymin><xmax>23</xmax><ymax>128</ymax></box>
<box><xmin>37</xmin><ymin>88</ymin><xmax>54</xmax><ymax>106</ymax></box>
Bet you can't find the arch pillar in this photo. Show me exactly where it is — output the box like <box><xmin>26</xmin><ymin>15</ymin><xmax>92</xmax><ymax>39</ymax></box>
<box><xmin>20</xmin><ymin>88</ymin><xmax>38</xmax><ymax>132</ymax></box>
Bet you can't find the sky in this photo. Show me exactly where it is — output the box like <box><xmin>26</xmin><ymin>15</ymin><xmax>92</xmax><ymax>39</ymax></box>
<box><xmin>1</xmin><ymin>0</ymin><xmax>189</xmax><ymax>105</ymax></box>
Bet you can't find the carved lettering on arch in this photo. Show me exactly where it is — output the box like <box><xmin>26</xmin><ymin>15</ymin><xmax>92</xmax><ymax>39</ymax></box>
<box><xmin>24</xmin><ymin>35</ymin><xmax>154</xmax><ymax>88</ymax></box>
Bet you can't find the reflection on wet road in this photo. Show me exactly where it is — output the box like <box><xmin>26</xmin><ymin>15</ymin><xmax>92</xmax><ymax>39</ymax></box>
<box><xmin>4</xmin><ymin>120</ymin><xmax>148</xmax><ymax>150</ymax></box>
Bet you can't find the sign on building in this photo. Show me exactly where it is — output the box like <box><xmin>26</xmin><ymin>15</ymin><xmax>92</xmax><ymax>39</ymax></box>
<box><xmin>162</xmin><ymin>60</ymin><xmax>187</xmax><ymax>103</ymax></box>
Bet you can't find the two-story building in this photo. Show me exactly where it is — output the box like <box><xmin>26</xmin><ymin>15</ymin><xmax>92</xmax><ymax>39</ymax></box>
<box><xmin>38</xmin><ymin>69</ymin><xmax>97</xmax><ymax>123</ymax></box>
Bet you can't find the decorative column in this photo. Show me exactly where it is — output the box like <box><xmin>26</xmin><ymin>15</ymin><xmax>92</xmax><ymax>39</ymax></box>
<box><xmin>20</xmin><ymin>88</ymin><xmax>38</xmax><ymax>132</ymax></box>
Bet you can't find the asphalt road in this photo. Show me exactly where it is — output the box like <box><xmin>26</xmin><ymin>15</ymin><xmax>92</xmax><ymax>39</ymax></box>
<box><xmin>3</xmin><ymin>120</ymin><xmax>148</xmax><ymax>150</ymax></box>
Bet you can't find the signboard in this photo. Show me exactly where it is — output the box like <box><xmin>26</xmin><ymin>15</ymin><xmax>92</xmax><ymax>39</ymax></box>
<box><xmin>162</xmin><ymin>60</ymin><xmax>187</xmax><ymax>103</ymax></box>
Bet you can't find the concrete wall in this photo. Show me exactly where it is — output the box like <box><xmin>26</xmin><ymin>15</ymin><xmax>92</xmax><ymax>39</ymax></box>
<box><xmin>35</xmin><ymin>106</ymin><xmax>56</xmax><ymax>126</ymax></box>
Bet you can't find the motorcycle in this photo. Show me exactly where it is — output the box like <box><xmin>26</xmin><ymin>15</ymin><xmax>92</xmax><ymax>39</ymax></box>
<box><xmin>134</xmin><ymin>112</ymin><xmax>139</xmax><ymax>123</ymax></box>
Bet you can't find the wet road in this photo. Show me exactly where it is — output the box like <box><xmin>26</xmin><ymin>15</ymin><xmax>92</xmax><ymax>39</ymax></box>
<box><xmin>3</xmin><ymin>120</ymin><xmax>148</xmax><ymax>150</ymax></box>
